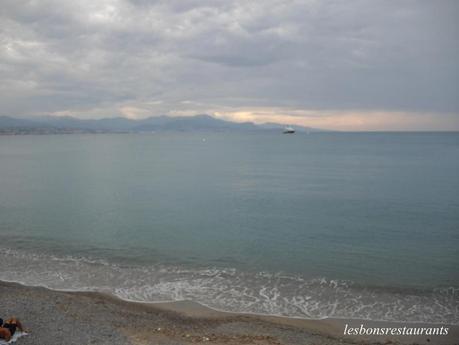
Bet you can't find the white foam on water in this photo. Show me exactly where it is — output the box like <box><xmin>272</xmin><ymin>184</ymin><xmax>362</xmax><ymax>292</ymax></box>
<box><xmin>1</xmin><ymin>247</ymin><xmax>458</xmax><ymax>324</ymax></box>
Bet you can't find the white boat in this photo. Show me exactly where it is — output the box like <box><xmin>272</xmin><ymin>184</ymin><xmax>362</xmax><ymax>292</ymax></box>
<box><xmin>283</xmin><ymin>126</ymin><xmax>295</xmax><ymax>134</ymax></box>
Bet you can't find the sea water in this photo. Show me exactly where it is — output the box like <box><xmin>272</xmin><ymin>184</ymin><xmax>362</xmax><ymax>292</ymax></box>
<box><xmin>0</xmin><ymin>132</ymin><xmax>458</xmax><ymax>323</ymax></box>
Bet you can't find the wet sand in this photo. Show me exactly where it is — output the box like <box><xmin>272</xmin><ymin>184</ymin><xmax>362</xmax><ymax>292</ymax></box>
<box><xmin>1</xmin><ymin>281</ymin><xmax>457</xmax><ymax>345</ymax></box>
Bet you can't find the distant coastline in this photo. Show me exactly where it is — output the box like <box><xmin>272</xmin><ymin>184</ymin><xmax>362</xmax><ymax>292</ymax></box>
<box><xmin>0</xmin><ymin>115</ymin><xmax>323</xmax><ymax>135</ymax></box>
<box><xmin>2</xmin><ymin>116</ymin><xmax>458</xmax><ymax>135</ymax></box>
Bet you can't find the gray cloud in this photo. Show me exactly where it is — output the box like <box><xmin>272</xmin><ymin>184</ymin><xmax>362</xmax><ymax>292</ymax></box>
<box><xmin>0</xmin><ymin>0</ymin><xmax>458</xmax><ymax>128</ymax></box>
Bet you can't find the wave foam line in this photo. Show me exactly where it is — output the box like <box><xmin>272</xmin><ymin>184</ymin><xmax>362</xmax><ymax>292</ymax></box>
<box><xmin>1</xmin><ymin>247</ymin><xmax>458</xmax><ymax>324</ymax></box>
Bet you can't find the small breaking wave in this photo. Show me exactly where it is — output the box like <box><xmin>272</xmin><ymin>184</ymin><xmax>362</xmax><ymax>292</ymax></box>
<box><xmin>1</xmin><ymin>247</ymin><xmax>458</xmax><ymax>324</ymax></box>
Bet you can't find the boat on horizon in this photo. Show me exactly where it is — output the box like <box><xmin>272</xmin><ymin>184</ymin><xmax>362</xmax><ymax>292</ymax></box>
<box><xmin>283</xmin><ymin>126</ymin><xmax>295</xmax><ymax>134</ymax></box>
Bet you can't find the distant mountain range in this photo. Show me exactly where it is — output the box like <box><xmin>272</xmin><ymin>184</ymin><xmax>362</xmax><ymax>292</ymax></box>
<box><xmin>0</xmin><ymin>115</ymin><xmax>324</xmax><ymax>134</ymax></box>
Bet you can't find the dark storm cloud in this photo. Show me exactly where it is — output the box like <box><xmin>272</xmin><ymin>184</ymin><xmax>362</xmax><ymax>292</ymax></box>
<box><xmin>0</xmin><ymin>0</ymin><xmax>458</xmax><ymax>129</ymax></box>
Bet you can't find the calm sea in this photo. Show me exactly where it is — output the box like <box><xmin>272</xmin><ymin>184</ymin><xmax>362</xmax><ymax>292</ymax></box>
<box><xmin>0</xmin><ymin>132</ymin><xmax>458</xmax><ymax>323</ymax></box>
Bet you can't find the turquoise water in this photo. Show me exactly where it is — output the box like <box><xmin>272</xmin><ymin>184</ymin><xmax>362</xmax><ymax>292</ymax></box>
<box><xmin>0</xmin><ymin>132</ymin><xmax>458</xmax><ymax>323</ymax></box>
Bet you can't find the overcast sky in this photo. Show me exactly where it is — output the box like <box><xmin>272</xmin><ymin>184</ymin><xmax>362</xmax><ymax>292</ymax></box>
<box><xmin>1</xmin><ymin>0</ymin><xmax>458</xmax><ymax>130</ymax></box>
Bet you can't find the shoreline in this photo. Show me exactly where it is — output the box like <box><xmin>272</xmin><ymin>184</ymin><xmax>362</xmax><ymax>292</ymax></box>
<box><xmin>1</xmin><ymin>280</ymin><xmax>458</xmax><ymax>345</ymax></box>
<box><xmin>2</xmin><ymin>277</ymin><xmax>457</xmax><ymax>327</ymax></box>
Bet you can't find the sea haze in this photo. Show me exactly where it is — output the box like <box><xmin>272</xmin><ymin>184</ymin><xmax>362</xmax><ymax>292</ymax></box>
<box><xmin>0</xmin><ymin>132</ymin><xmax>458</xmax><ymax>323</ymax></box>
